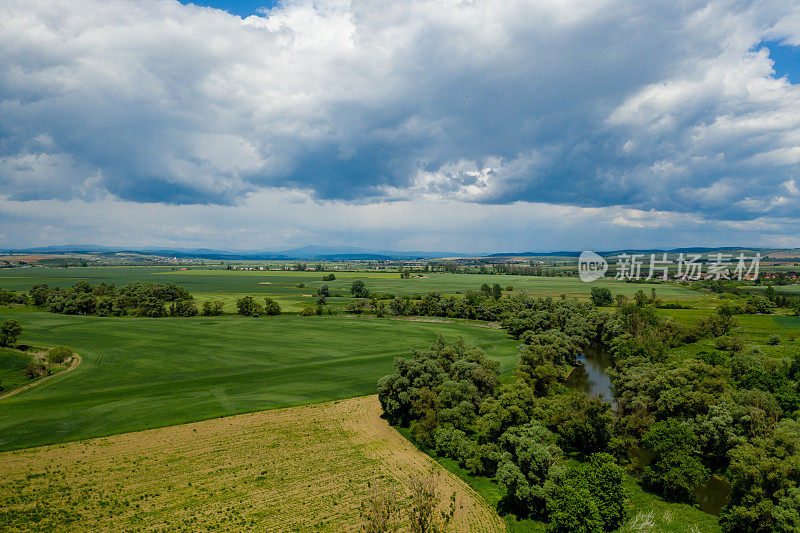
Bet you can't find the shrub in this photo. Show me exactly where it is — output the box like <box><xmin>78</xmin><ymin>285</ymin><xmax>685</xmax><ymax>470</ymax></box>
<box><xmin>590</xmin><ymin>287</ymin><xmax>614</xmax><ymax>307</ymax></box>
<box><xmin>170</xmin><ymin>299</ymin><xmax>198</xmax><ymax>317</ymax></box>
<box><xmin>767</xmin><ymin>334</ymin><xmax>780</xmax><ymax>346</ymax></box>
<box><xmin>351</xmin><ymin>280</ymin><xmax>369</xmax><ymax>298</ymax></box>
<box><xmin>0</xmin><ymin>319</ymin><xmax>22</xmax><ymax>347</ymax></box>
<box><xmin>47</xmin><ymin>346</ymin><xmax>74</xmax><ymax>364</ymax></box>
<box><xmin>715</xmin><ymin>335</ymin><xmax>744</xmax><ymax>353</ymax></box>
<box><xmin>236</xmin><ymin>296</ymin><xmax>263</xmax><ymax>317</ymax></box>
<box><xmin>24</xmin><ymin>363</ymin><xmax>49</xmax><ymax>379</ymax></box>
<box><xmin>263</xmin><ymin>297</ymin><xmax>281</xmax><ymax>315</ymax></box>
<box><xmin>201</xmin><ymin>301</ymin><xmax>224</xmax><ymax>316</ymax></box>
<box><xmin>317</xmin><ymin>283</ymin><xmax>331</xmax><ymax>297</ymax></box>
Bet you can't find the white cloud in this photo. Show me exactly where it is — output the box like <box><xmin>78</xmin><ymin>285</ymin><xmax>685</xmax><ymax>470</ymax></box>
<box><xmin>1</xmin><ymin>0</ymin><xmax>800</xmax><ymax>248</ymax></box>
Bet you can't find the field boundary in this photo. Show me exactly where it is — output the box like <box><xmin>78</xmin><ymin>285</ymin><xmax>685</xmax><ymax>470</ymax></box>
<box><xmin>0</xmin><ymin>354</ymin><xmax>81</xmax><ymax>401</ymax></box>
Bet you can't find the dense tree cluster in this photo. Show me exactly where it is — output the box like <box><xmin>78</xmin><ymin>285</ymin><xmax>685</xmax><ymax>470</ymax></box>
<box><xmin>28</xmin><ymin>281</ymin><xmax>196</xmax><ymax>317</ymax></box>
<box><xmin>378</xmin><ymin>329</ymin><xmax>623</xmax><ymax>530</ymax></box>
<box><xmin>0</xmin><ymin>289</ymin><xmax>28</xmax><ymax>306</ymax></box>
<box><xmin>378</xmin><ymin>286</ymin><xmax>799</xmax><ymax>531</ymax></box>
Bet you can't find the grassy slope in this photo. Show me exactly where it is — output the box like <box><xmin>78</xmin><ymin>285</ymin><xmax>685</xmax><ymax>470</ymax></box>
<box><xmin>0</xmin><ymin>312</ymin><xmax>518</xmax><ymax>451</ymax></box>
<box><xmin>0</xmin><ymin>348</ymin><xmax>33</xmax><ymax>392</ymax></box>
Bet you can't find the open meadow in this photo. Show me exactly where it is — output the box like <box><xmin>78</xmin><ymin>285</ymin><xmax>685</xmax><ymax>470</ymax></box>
<box><xmin>0</xmin><ymin>311</ymin><xmax>519</xmax><ymax>451</ymax></box>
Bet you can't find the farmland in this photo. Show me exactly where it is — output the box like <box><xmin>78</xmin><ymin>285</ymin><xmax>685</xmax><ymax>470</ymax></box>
<box><xmin>0</xmin><ymin>311</ymin><xmax>519</xmax><ymax>451</ymax></box>
<box><xmin>2</xmin><ymin>265</ymin><xmax>799</xmax><ymax>532</ymax></box>
<box><xmin>0</xmin><ymin>266</ymin><xmax>701</xmax><ymax>313</ymax></box>
<box><xmin>0</xmin><ymin>395</ymin><xmax>502</xmax><ymax>532</ymax></box>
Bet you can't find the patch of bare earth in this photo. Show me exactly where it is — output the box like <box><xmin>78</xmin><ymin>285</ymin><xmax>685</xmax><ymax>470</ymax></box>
<box><xmin>0</xmin><ymin>395</ymin><xmax>503</xmax><ymax>532</ymax></box>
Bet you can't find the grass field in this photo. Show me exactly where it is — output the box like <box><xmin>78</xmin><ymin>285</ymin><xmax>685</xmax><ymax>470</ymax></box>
<box><xmin>0</xmin><ymin>311</ymin><xmax>519</xmax><ymax>451</ymax></box>
<box><xmin>0</xmin><ymin>395</ymin><xmax>502</xmax><ymax>532</ymax></box>
<box><xmin>0</xmin><ymin>347</ymin><xmax>33</xmax><ymax>393</ymax></box>
<box><xmin>0</xmin><ymin>266</ymin><xmax>703</xmax><ymax>314</ymax></box>
<box><xmin>657</xmin><ymin>307</ymin><xmax>800</xmax><ymax>362</ymax></box>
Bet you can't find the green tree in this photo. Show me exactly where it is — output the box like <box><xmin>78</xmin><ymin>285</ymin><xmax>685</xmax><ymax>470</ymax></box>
<box><xmin>496</xmin><ymin>422</ymin><xmax>562</xmax><ymax>515</ymax></box>
<box><xmin>0</xmin><ymin>319</ymin><xmax>22</xmax><ymax>347</ymax></box>
<box><xmin>201</xmin><ymin>301</ymin><xmax>224</xmax><ymax>316</ymax></box>
<box><xmin>641</xmin><ymin>418</ymin><xmax>708</xmax><ymax>502</ymax></box>
<box><xmin>492</xmin><ymin>283</ymin><xmax>503</xmax><ymax>300</ymax></box>
<box><xmin>317</xmin><ymin>283</ymin><xmax>331</xmax><ymax>297</ymax></box>
<box><xmin>545</xmin><ymin>453</ymin><xmax>626</xmax><ymax>532</ymax></box>
<box><xmin>263</xmin><ymin>297</ymin><xmax>281</xmax><ymax>315</ymax></box>
<box><xmin>236</xmin><ymin>296</ymin><xmax>263</xmax><ymax>317</ymax></box>
<box><xmin>590</xmin><ymin>287</ymin><xmax>614</xmax><ymax>307</ymax></box>
<box><xmin>351</xmin><ymin>280</ymin><xmax>369</xmax><ymax>298</ymax></box>
<box><xmin>721</xmin><ymin>419</ymin><xmax>800</xmax><ymax>532</ymax></box>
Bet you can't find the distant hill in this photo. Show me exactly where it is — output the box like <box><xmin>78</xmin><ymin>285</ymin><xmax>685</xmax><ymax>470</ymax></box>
<box><xmin>4</xmin><ymin>245</ymin><xmax>785</xmax><ymax>261</ymax></box>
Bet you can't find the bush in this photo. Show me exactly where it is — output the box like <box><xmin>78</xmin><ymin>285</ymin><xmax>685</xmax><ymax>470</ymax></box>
<box><xmin>170</xmin><ymin>299</ymin><xmax>198</xmax><ymax>317</ymax></box>
<box><xmin>322</xmin><ymin>273</ymin><xmax>336</xmax><ymax>281</ymax></box>
<box><xmin>317</xmin><ymin>283</ymin><xmax>331</xmax><ymax>297</ymax></box>
<box><xmin>263</xmin><ymin>297</ymin><xmax>281</xmax><ymax>315</ymax></box>
<box><xmin>47</xmin><ymin>346</ymin><xmax>74</xmax><ymax>364</ymax></box>
<box><xmin>767</xmin><ymin>334</ymin><xmax>780</xmax><ymax>346</ymax></box>
<box><xmin>236</xmin><ymin>296</ymin><xmax>263</xmax><ymax>317</ymax></box>
<box><xmin>715</xmin><ymin>335</ymin><xmax>744</xmax><ymax>353</ymax></box>
<box><xmin>590</xmin><ymin>287</ymin><xmax>614</xmax><ymax>307</ymax></box>
<box><xmin>24</xmin><ymin>362</ymin><xmax>49</xmax><ymax>379</ymax></box>
<box><xmin>351</xmin><ymin>280</ymin><xmax>370</xmax><ymax>298</ymax></box>
<box><xmin>0</xmin><ymin>319</ymin><xmax>22</xmax><ymax>347</ymax></box>
<box><xmin>201</xmin><ymin>301</ymin><xmax>224</xmax><ymax>316</ymax></box>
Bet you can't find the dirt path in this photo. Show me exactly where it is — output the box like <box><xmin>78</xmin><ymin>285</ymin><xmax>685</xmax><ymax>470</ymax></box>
<box><xmin>0</xmin><ymin>354</ymin><xmax>82</xmax><ymax>401</ymax></box>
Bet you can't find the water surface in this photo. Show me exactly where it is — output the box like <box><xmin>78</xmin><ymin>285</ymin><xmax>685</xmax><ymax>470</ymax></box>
<box><xmin>566</xmin><ymin>345</ymin><xmax>614</xmax><ymax>402</ymax></box>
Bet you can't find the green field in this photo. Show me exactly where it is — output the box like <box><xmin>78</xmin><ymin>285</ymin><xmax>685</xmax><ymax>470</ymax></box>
<box><xmin>0</xmin><ymin>311</ymin><xmax>519</xmax><ymax>451</ymax></box>
<box><xmin>0</xmin><ymin>348</ymin><xmax>33</xmax><ymax>393</ymax></box>
<box><xmin>0</xmin><ymin>267</ymin><xmax>702</xmax><ymax>313</ymax></box>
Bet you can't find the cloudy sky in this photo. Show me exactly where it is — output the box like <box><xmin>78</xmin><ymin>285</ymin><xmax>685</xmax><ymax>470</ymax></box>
<box><xmin>2</xmin><ymin>0</ymin><xmax>800</xmax><ymax>252</ymax></box>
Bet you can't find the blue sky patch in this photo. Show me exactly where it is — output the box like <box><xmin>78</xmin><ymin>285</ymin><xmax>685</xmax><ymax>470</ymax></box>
<box><xmin>178</xmin><ymin>0</ymin><xmax>276</xmax><ymax>18</ymax></box>
<box><xmin>759</xmin><ymin>40</ymin><xmax>800</xmax><ymax>84</ymax></box>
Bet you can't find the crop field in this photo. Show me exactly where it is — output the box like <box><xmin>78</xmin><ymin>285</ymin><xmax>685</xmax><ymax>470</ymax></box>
<box><xmin>0</xmin><ymin>395</ymin><xmax>503</xmax><ymax>532</ymax></box>
<box><xmin>0</xmin><ymin>267</ymin><xmax>702</xmax><ymax>314</ymax></box>
<box><xmin>0</xmin><ymin>311</ymin><xmax>519</xmax><ymax>451</ymax></box>
<box><xmin>0</xmin><ymin>347</ymin><xmax>34</xmax><ymax>393</ymax></box>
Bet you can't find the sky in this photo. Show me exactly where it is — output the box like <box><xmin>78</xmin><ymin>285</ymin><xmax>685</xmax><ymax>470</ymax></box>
<box><xmin>2</xmin><ymin>0</ymin><xmax>800</xmax><ymax>253</ymax></box>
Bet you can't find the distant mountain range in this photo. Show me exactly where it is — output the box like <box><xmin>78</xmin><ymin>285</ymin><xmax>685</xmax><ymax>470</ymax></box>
<box><xmin>2</xmin><ymin>244</ymin><xmax>785</xmax><ymax>261</ymax></box>
<box><xmin>4</xmin><ymin>244</ymin><xmax>459</xmax><ymax>260</ymax></box>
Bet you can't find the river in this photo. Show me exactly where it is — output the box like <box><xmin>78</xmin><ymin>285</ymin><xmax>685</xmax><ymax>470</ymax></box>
<box><xmin>565</xmin><ymin>346</ymin><xmax>731</xmax><ymax>515</ymax></box>
<box><xmin>566</xmin><ymin>345</ymin><xmax>614</xmax><ymax>403</ymax></box>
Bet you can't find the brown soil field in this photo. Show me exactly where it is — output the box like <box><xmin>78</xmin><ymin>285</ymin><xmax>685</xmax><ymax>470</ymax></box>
<box><xmin>0</xmin><ymin>395</ymin><xmax>503</xmax><ymax>532</ymax></box>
